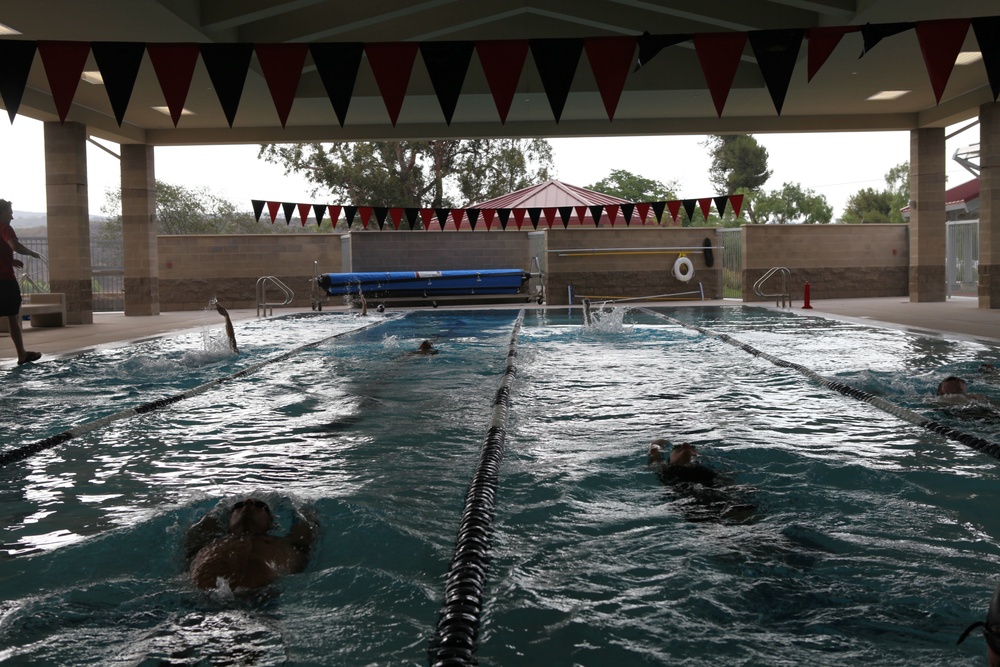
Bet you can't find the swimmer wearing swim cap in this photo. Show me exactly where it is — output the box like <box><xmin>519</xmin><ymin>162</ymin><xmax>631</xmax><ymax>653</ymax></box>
<box><xmin>958</xmin><ymin>582</ymin><xmax>1000</xmax><ymax>666</ymax></box>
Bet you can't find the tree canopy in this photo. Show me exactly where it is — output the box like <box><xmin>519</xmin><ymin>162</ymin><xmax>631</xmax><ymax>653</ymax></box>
<box><xmin>754</xmin><ymin>182</ymin><xmax>833</xmax><ymax>224</ymax></box>
<box><xmin>585</xmin><ymin>169</ymin><xmax>679</xmax><ymax>202</ymax></box>
<box><xmin>840</xmin><ymin>161</ymin><xmax>909</xmax><ymax>223</ymax></box>
<box><xmin>704</xmin><ymin>134</ymin><xmax>772</xmax><ymax>223</ymax></box>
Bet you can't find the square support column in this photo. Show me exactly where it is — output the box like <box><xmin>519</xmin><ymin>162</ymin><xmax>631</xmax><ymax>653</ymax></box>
<box><xmin>980</xmin><ymin>102</ymin><xmax>1000</xmax><ymax>308</ymax></box>
<box><xmin>44</xmin><ymin>121</ymin><xmax>93</xmax><ymax>324</ymax></box>
<box><xmin>121</xmin><ymin>144</ymin><xmax>159</xmax><ymax>315</ymax></box>
<box><xmin>908</xmin><ymin>127</ymin><xmax>947</xmax><ymax>302</ymax></box>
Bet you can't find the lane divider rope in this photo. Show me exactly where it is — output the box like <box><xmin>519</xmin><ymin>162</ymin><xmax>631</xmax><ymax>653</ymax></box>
<box><xmin>0</xmin><ymin>316</ymin><xmax>394</xmax><ymax>468</ymax></box>
<box><xmin>428</xmin><ymin>309</ymin><xmax>524</xmax><ymax>667</ymax></box>
<box><xmin>638</xmin><ymin>307</ymin><xmax>1000</xmax><ymax>461</ymax></box>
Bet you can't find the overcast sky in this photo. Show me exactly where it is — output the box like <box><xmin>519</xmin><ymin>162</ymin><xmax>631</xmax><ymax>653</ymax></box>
<box><xmin>0</xmin><ymin>116</ymin><xmax>979</xmax><ymax>221</ymax></box>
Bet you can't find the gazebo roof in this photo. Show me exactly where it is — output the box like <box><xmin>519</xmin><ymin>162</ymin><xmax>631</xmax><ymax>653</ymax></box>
<box><xmin>471</xmin><ymin>179</ymin><xmax>631</xmax><ymax>209</ymax></box>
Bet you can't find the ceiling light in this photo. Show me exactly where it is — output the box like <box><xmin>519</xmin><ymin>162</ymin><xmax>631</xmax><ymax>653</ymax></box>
<box><xmin>955</xmin><ymin>51</ymin><xmax>983</xmax><ymax>65</ymax></box>
<box><xmin>81</xmin><ymin>71</ymin><xmax>104</xmax><ymax>85</ymax></box>
<box><xmin>151</xmin><ymin>106</ymin><xmax>196</xmax><ymax>116</ymax></box>
<box><xmin>0</xmin><ymin>22</ymin><xmax>21</xmax><ymax>36</ymax></box>
<box><xmin>866</xmin><ymin>90</ymin><xmax>909</xmax><ymax>101</ymax></box>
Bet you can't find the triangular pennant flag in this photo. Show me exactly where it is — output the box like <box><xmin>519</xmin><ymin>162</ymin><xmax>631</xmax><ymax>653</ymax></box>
<box><xmin>313</xmin><ymin>203</ymin><xmax>327</xmax><ymax>226</ymax></box>
<box><xmin>146</xmin><ymin>43</ymin><xmax>200</xmax><ymax>127</ymax></box>
<box><xmin>252</xmin><ymin>200</ymin><xmax>265</xmax><ymax>222</ymax></box>
<box><xmin>434</xmin><ymin>207</ymin><xmax>449</xmax><ymax>230</ymax></box>
<box><xmin>665</xmin><ymin>200</ymin><xmax>681</xmax><ymax>223</ymax></box>
<box><xmin>682</xmin><ymin>199</ymin><xmax>697</xmax><ymax>222</ymax></box>
<box><xmin>729</xmin><ymin>194</ymin><xmax>745</xmax><ymax>218</ymax></box>
<box><xmin>698</xmin><ymin>198</ymin><xmax>712</xmax><ymax>220</ymax></box>
<box><xmin>574</xmin><ymin>205</ymin><xmax>589</xmax><ymax>226</ymax></box>
<box><xmin>450</xmin><ymin>208</ymin><xmax>466</xmax><ymax>229</ymax></box>
<box><xmin>584</xmin><ymin>36</ymin><xmax>636</xmax><ymax>121</ymax></box>
<box><xmin>497</xmin><ymin>208</ymin><xmax>512</xmax><ymax>231</ymax></box>
<box><xmin>620</xmin><ymin>203</ymin><xmax>635</xmax><ymax>226</ymax></box>
<box><xmin>557</xmin><ymin>206</ymin><xmax>574</xmax><ymax>228</ymax></box>
<box><xmin>282</xmin><ymin>202</ymin><xmax>296</xmax><ymax>225</ymax></box>
<box><xmin>266</xmin><ymin>201</ymin><xmax>280</xmax><ymax>223</ymax></box>
<box><xmin>200</xmin><ymin>43</ymin><xmax>254</xmax><ymax>128</ymax></box>
<box><xmin>748</xmin><ymin>29</ymin><xmax>803</xmax><ymax>115</ymax></box>
<box><xmin>466</xmin><ymin>207</ymin><xmax>480</xmax><ymax>231</ymax></box>
<box><xmin>344</xmin><ymin>205</ymin><xmax>358</xmax><ymax>228</ymax></box>
<box><xmin>404</xmin><ymin>207</ymin><xmax>420</xmax><ymax>230</ymax></box>
<box><xmin>916</xmin><ymin>19</ymin><xmax>970</xmax><ymax>104</ymax></box>
<box><xmin>527</xmin><ymin>207</ymin><xmax>543</xmax><ymax>229</ymax></box>
<box><xmin>973</xmin><ymin>17</ymin><xmax>1000</xmax><ymax>101</ymax></box>
<box><xmin>310</xmin><ymin>42</ymin><xmax>364</xmax><ymax>128</ymax></box>
<box><xmin>512</xmin><ymin>208</ymin><xmax>527</xmax><ymax>230</ymax></box>
<box><xmin>328</xmin><ymin>205</ymin><xmax>342</xmax><ymax>227</ymax></box>
<box><xmin>589</xmin><ymin>205</ymin><xmax>604</xmax><ymax>226</ymax></box>
<box><xmin>635</xmin><ymin>32</ymin><xmax>692</xmax><ymax>71</ymax></box>
<box><xmin>373</xmin><ymin>206</ymin><xmax>389</xmax><ymax>230</ymax></box>
<box><xmin>476</xmin><ymin>40</ymin><xmax>529</xmax><ymax>124</ymax></box>
<box><xmin>0</xmin><ymin>40</ymin><xmax>36</xmax><ymax>123</ymax></box>
<box><xmin>859</xmin><ymin>22</ymin><xmax>915</xmax><ymax>58</ymax></box>
<box><xmin>651</xmin><ymin>201</ymin><xmax>667</xmax><ymax>222</ymax></box>
<box><xmin>542</xmin><ymin>207</ymin><xmax>558</xmax><ymax>229</ymax></box>
<box><xmin>358</xmin><ymin>206</ymin><xmax>374</xmax><ymax>230</ymax></box>
<box><xmin>806</xmin><ymin>26</ymin><xmax>857</xmax><ymax>82</ymax></box>
<box><xmin>605</xmin><ymin>204</ymin><xmax>620</xmax><ymax>227</ymax></box>
<box><xmin>297</xmin><ymin>203</ymin><xmax>312</xmax><ymax>227</ymax></box>
<box><xmin>419</xmin><ymin>208</ymin><xmax>435</xmax><ymax>231</ymax></box>
<box><xmin>38</xmin><ymin>41</ymin><xmax>91</xmax><ymax>123</ymax></box>
<box><xmin>389</xmin><ymin>207</ymin><xmax>404</xmax><ymax>230</ymax></box>
<box><xmin>420</xmin><ymin>41</ymin><xmax>474</xmax><ymax>125</ymax></box>
<box><xmin>635</xmin><ymin>202</ymin><xmax>651</xmax><ymax>225</ymax></box>
<box><xmin>693</xmin><ymin>32</ymin><xmax>747</xmax><ymax>117</ymax></box>
<box><xmin>365</xmin><ymin>42</ymin><xmax>419</xmax><ymax>127</ymax></box>
<box><xmin>529</xmin><ymin>38</ymin><xmax>583</xmax><ymax>123</ymax></box>
<box><xmin>254</xmin><ymin>44</ymin><xmax>308</xmax><ymax>128</ymax></box>
<box><xmin>92</xmin><ymin>42</ymin><xmax>145</xmax><ymax>126</ymax></box>
<box><xmin>480</xmin><ymin>208</ymin><xmax>496</xmax><ymax>231</ymax></box>
<box><xmin>713</xmin><ymin>196</ymin><xmax>729</xmax><ymax>217</ymax></box>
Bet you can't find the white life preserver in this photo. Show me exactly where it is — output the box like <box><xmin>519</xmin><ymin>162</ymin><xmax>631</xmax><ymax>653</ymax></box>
<box><xmin>672</xmin><ymin>255</ymin><xmax>694</xmax><ymax>282</ymax></box>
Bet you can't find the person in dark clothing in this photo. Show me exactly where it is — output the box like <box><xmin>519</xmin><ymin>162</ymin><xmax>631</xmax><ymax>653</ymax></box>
<box><xmin>647</xmin><ymin>439</ymin><xmax>755</xmax><ymax>524</ymax></box>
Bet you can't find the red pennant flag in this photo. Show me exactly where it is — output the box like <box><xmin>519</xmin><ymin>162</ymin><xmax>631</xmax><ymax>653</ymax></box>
<box><xmin>420</xmin><ymin>208</ymin><xmax>435</xmax><ymax>231</ymax></box>
<box><xmin>512</xmin><ymin>208</ymin><xmax>526</xmax><ymax>230</ymax></box>
<box><xmin>698</xmin><ymin>198</ymin><xmax>713</xmax><ymax>220</ymax></box>
<box><xmin>328</xmin><ymin>205</ymin><xmax>342</xmax><ymax>227</ymax></box>
<box><xmin>584</xmin><ymin>36</ymin><xmax>636</xmax><ymax>121</ymax></box>
<box><xmin>574</xmin><ymin>206</ymin><xmax>589</xmax><ymax>227</ymax></box>
<box><xmin>358</xmin><ymin>206</ymin><xmax>374</xmax><ymax>230</ymax></box>
<box><xmin>450</xmin><ymin>208</ymin><xmax>466</xmax><ymax>229</ymax></box>
<box><xmin>605</xmin><ymin>204</ymin><xmax>620</xmax><ymax>227</ymax></box>
<box><xmin>481</xmin><ymin>208</ymin><xmax>496</xmax><ymax>231</ymax></box>
<box><xmin>147</xmin><ymin>43</ymin><xmax>200</xmax><ymax>127</ymax></box>
<box><xmin>666</xmin><ymin>200</ymin><xmax>682</xmax><ymax>224</ymax></box>
<box><xmin>806</xmin><ymin>27</ymin><xmax>857</xmax><ymax>82</ymax></box>
<box><xmin>916</xmin><ymin>19</ymin><xmax>970</xmax><ymax>104</ymax></box>
<box><xmin>297</xmin><ymin>203</ymin><xmax>311</xmax><ymax>227</ymax></box>
<box><xmin>267</xmin><ymin>201</ymin><xmax>280</xmax><ymax>223</ymax></box>
<box><xmin>729</xmin><ymin>194</ymin><xmax>745</xmax><ymax>218</ymax></box>
<box><xmin>694</xmin><ymin>32</ymin><xmax>747</xmax><ymax>117</ymax></box>
<box><xmin>38</xmin><ymin>41</ymin><xmax>91</xmax><ymax>123</ymax></box>
<box><xmin>476</xmin><ymin>40</ymin><xmax>529</xmax><ymax>124</ymax></box>
<box><xmin>635</xmin><ymin>202</ymin><xmax>651</xmax><ymax>225</ymax></box>
<box><xmin>254</xmin><ymin>44</ymin><xmax>308</xmax><ymax>128</ymax></box>
<box><xmin>365</xmin><ymin>42</ymin><xmax>419</xmax><ymax>127</ymax></box>
<box><xmin>543</xmin><ymin>207</ymin><xmax>558</xmax><ymax>229</ymax></box>
<box><xmin>390</xmin><ymin>207</ymin><xmax>404</xmax><ymax>230</ymax></box>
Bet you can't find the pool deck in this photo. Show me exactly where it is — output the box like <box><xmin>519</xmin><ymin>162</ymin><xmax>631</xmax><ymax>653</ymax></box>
<box><xmin>1</xmin><ymin>296</ymin><xmax>999</xmax><ymax>367</ymax></box>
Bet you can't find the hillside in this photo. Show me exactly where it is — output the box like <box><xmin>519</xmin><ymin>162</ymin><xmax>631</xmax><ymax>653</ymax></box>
<box><xmin>12</xmin><ymin>210</ymin><xmax>108</xmax><ymax>238</ymax></box>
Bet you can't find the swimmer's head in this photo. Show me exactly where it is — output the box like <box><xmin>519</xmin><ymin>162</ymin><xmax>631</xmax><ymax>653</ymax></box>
<box><xmin>648</xmin><ymin>439</ymin><xmax>668</xmax><ymax>465</ymax></box>
<box><xmin>229</xmin><ymin>498</ymin><xmax>272</xmax><ymax>536</ymax></box>
<box><xmin>958</xmin><ymin>582</ymin><xmax>1000</xmax><ymax>663</ymax></box>
<box><xmin>668</xmin><ymin>443</ymin><xmax>698</xmax><ymax>465</ymax></box>
<box><xmin>376</xmin><ymin>304</ymin><xmax>385</xmax><ymax>313</ymax></box>
<box><xmin>937</xmin><ymin>376</ymin><xmax>968</xmax><ymax>396</ymax></box>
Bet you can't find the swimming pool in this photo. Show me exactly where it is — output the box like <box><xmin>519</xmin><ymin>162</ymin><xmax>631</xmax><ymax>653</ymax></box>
<box><xmin>1</xmin><ymin>305</ymin><xmax>998</xmax><ymax>665</ymax></box>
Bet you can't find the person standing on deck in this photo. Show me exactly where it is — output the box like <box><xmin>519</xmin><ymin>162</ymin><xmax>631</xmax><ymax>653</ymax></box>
<box><xmin>0</xmin><ymin>199</ymin><xmax>42</xmax><ymax>365</ymax></box>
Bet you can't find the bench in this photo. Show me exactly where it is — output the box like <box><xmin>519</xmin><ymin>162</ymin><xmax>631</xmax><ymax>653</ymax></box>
<box><xmin>0</xmin><ymin>293</ymin><xmax>67</xmax><ymax>333</ymax></box>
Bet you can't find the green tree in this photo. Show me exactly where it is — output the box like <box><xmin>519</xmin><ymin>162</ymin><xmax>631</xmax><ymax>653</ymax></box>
<box><xmin>840</xmin><ymin>162</ymin><xmax>909</xmax><ymax>223</ymax></box>
<box><xmin>704</xmin><ymin>134</ymin><xmax>772</xmax><ymax>223</ymax></box>
<box><xmin>754</xmin><ymin>182</ymin><xmax>833</xmax><ymax>224</ymax></box>
<box><xmin>585</xmin><ymin>168</ymin><xmax>679</xmax><ymax>202</ymax></box>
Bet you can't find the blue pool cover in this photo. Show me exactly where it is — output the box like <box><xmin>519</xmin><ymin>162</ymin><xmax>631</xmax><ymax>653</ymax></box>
<box><xmin>317</xmin><ymin>269</ymin><xmax>529</xmax><ymax>297</ymax></box>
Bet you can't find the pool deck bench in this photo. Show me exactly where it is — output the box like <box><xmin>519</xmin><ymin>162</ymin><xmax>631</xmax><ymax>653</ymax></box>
<box><xmin>0</xmin><ymin>293</ymin><xmax>67</xmax><ymax>333</ymax></box>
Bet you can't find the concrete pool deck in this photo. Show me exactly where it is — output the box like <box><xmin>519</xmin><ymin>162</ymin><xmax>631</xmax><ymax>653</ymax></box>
<box><xmin>1</xmin><ymin>296</ymin><xmax>999</xmax><ymax>366</ymax></box>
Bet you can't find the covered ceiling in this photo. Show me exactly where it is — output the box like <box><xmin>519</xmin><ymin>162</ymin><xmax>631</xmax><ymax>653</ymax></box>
<box><xmin>0</xmin><ymin>0</ymin><xmax>998</xmax><ymax>147</ymax></box>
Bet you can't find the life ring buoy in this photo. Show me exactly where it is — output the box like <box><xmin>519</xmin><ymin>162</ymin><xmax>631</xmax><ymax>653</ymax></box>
<box><xmin>672</xmin><ymin>255</ymin><xmax>694</xmax><ymax>282</ymax></box>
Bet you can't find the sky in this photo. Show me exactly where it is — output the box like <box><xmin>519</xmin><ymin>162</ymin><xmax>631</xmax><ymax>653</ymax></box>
<box><xmin>0</xmin><ymin>116</ymin><xmax>980</xmax><ymax>221</ymax></box>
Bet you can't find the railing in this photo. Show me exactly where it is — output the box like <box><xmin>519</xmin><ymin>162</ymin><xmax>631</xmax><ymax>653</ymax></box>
<box><xmin>946</xmin><ymin>219</ymin><xmax>979</xmax><ymax>297</ymax></box>
<box><xmin>256</xmin><ymin>275</ymin><xmax>294</xmax><ymax>316</ymax></box>
<box><xmin>717</xmin><ymin>228</ymin><xmax>743</xmax><ymax>299</ymax></box>
<box><xmin>753</xmin><ymin>266</ymin><xmax>791</xmax><ymax>307</ymax></box>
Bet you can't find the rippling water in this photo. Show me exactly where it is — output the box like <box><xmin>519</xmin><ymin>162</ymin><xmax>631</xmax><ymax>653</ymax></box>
<box><xmin>1</xmin><ymin>306</ymin><xmax>999</xmax><ymax>665</ymax></box>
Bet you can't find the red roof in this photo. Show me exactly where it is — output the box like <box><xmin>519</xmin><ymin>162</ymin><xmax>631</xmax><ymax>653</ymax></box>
<box><xmin>901</xmin><ymin>178</ymin><xmax>978</xmax><ymax>215</ymax></box>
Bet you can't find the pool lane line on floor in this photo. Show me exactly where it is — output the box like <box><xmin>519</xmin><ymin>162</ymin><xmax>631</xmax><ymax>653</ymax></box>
<box><xmin>0</xmin><ymin>315</ymin><xmax>398</xmax><ymax>468</ymax></box>
<box><xmin>638</xmin><ymin>308</ymin><xmax>1000</xmax><ymax>462</ymax></box>
<box><xmin>428</xmin><ymin>309</ymin><xmax>524</xmax><ymax>667</ymax></box>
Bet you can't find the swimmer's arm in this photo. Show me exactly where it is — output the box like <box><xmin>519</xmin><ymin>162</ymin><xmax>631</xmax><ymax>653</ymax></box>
<box><xmin>286</xmin><ymin>509</ymin><xmax>318</xmax><ymax>554</ymax></box>
<box><xmin>185</xmin><ymin>513</ymin><xmax>224</xmax><ymax>560</ymax></box>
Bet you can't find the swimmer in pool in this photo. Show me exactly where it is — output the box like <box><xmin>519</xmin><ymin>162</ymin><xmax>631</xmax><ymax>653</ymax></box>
<box><xmin>214</xmin><ymin>302</ymin><xmax>239</xmax><ymax>354</ymax></box>
<box><xmin>957</xmin><ymin>581</ymin><xmax>1000</xmax><ymax>666</ymax></box>
<box><xmin>412</xmin><ymin>340</ymin><xmax>439</xmax><ymax>355</ymax></box>
<box><xmin>186</xmin><ymin>498</ymin><xmax>316</xmax><ymax>590</ymax></box>
<box><xmin>648</xmin><ymin>439</ymin><xmax>755</xmax><ymax>523</ymax></box>
<box><xmin>936</xmin><ymin>376</ymin><xmax>1000</xmax><ymax>411</ymax></box>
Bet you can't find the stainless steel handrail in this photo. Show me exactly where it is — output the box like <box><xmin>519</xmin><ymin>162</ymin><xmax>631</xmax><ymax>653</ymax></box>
<box><xmin>256</xmin><ymin>275</ymin><xmax>294</xmax><ymax>316</ymax></box>
<box><xmin>753</xmin><ymin>266</ymin><xmax>791</xmax><ymax>307</ymax></box>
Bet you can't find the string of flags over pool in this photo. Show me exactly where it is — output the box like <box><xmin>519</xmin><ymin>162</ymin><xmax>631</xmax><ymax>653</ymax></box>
<box><xmin>250</xmin><ymin>195</ymin><xmax>745</xmax><ymax>230</ymax></box>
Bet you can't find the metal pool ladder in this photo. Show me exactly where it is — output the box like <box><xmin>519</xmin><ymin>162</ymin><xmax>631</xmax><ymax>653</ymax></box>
<box><xmin>753</xmin><ymin>266</ymin><xmax>791</xmax><ymax>307</ymax></box>
<box><xmin>256</xmin><ymin>276</ymin><xmax>294</xmax><ymax>316</ymax></box>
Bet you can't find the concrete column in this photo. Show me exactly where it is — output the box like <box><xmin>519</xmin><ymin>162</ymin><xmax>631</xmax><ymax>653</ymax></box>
<box><xmin>980</xmin><ymin>102</ymin><xmax>1000</xmax><ymax>308</ymax></box>
<box><xmin>44</xmin><ymin>121</ymin><xmax>93</xmax><ymax>324</ymax></box>
<box><xmin>121</xmin><ymin>144</ymin><xmax>159</xmax><ymax>315</ymax></box>
<box><xmin>908</xmin><ymin>127</ymin><xmax>947</xmax><ymax>302</ymax></box>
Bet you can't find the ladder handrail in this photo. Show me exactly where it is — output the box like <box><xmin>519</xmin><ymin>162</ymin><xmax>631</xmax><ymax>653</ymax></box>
<box><xmin>256</xmin><ymin>275</ymin><xmax>294</xmax><ymax>316</ymax></box>
<box><xmin>753</xmin><ymin>266</ymin><xmax>791</xmax><ymax>307</ymax></box>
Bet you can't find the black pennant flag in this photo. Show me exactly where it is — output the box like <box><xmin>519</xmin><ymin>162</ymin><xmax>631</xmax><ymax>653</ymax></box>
<box><xmin>310</xmin><ymin>42</ymin><xmax>364</xmax><ymax>128</ymax></box>
<box><xmin>466</xmin><ymin>207</ymin><xmax>480</xmax><ymax>230</ymax></box>
<box><xmin>620</xmin><ymin>203</ymin><xmax>635</xmax><ymax>226</ymax></box>
<box><xmin>312</xmin><ymin>204</ymin><xmax>326</xmax><ymax>226</ymax></box>
<box><xmin>682</xmin><ymin>199</ymin><xmax>697</xmax><ymax>222</ymax></box>
<box><xmin>497</xmin><ymin>208</ymin><xmax>512</xmax><ymax>231</ymax></box>
<box><xmin>0</xmin><ymin>40</ymin><xmax>36</xmax><ymax>123</ymax></box>
<box><xmin>374</xmin><ymin>207</ymin><xmax>389</xmax><ymax>229</ymax></box>
<box><xmin>420</xmin><ymin>41</ymin><xmax>474</xmax><ymax>125</ymax></box>
<box><xmin>714</xmin><ymin>196</ymin><xmax>729</xmax><ymax>217</ymax></box>
<box><xmin>527</xmin><ymin>207</ymin><xmax>542</xmax><ymax>229</ymax></box>
<box><xmin>651</xmin><ymin>201</ymin><xmax>667</xmax><ymax>222</ymax></box>
<box><xmin>404</xmin><ymin>207</ymin><xmax>420</xmax><ymax>230</ymax></box>
<box><xmin>558</xmin><ymin>206</ymin><xmax>574</xmax><ymax>228</ymax></box>
<box><xmin>434</xmin><ymin>208</ymin><xmax>449</xmax><ymax>229</ymax></box>
<box><xmin>200</xmin><ymin>43</ymin><xmax>254</xmax><ymax>128</ymax></box>
<box><xmin>635</xmin><ymin>32</ymin><xmax>692</xmax><ymax>71</ymax></box>
<box><xmin>529</xmin><ymin>37</ymin><xmax>584</xmax><ymax>123</ymax></box>
<box><xmin>973</xmin><ymin>16</ymin><xmax>1000</xmax><ymax>101</ymax></box>
<box><xmin>281</xmin><ymin>202</ymin><xmax>296</xmax><ymax>225</ymax></box>
<box><xmin>589</xmin><ymin>205</ymin><xmax>604</xmax><ymax>226</ymax></box>
<box><xmin>344</xmin><ymin>205</ymin><xmax>358</xmax><ymax>228</ymax></box>
<box><xmin>251</xmin><ymin>200</ymin><xmax>265</xmax><ymax>222</ymax></box>
<box><xmin>92</xmin><ymin>42</ymin><xmax>145</xmax><ymax>126</ymax></box>
<box><xmin>860</xmin><ymin>22</ymin><xmax>915</xmax><ymax>58</ymax></box>
<box><xmin>748</xmin><ymin>29</ymin><xmax>803</xmax><ymax>115</ymax></box>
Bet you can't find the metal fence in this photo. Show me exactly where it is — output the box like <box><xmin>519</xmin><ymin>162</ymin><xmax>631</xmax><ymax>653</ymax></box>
<box><xmin>717</xmin><ymin>228</ymin><xmax>743</xmax><ymax>299</ymax></box>
<box><xmin>946</xmin><ymin>220</ymin><xmax>978</xmax><ymax>298</ymax></box>
<box><xmin>18</xmin><ymin>237</ymin><xmax>125</xmax><ymax>311</ymax></box>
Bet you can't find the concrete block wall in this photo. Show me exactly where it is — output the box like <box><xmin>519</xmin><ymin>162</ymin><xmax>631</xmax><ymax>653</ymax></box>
<box><xmin>743</xmin><ymin>224</ymin><xmax>909</xmax><ymax>301</ymax></box>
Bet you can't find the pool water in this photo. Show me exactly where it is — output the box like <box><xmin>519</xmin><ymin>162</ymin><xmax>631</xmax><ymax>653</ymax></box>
<box><xmin>1</xmin><ymin>305</ymin><xmax>999</xmax><ymax>665</ymax></box>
